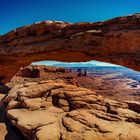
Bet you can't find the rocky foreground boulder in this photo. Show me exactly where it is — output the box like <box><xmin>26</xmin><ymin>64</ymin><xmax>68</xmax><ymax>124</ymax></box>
<box><xmin>1</xmin><ymin>79</ymin><xmax>139</xmax><ymax>140</ymax></box>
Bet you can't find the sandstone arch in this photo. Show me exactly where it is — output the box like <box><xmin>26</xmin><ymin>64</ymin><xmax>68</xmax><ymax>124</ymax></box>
<box><xmin>1</xmin><ymin>13</ymin><xmax>140</xmax><ymax>83</ymax></box>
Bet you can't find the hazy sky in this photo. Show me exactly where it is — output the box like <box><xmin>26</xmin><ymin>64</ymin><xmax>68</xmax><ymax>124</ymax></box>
<box><xmin>1</xmin><ymin>0</ymin><xmax>140</xmax><ymax>35</ymax></box>
<box><xmin>32</xmin><ymin>60</ymin><xmax>121</xmax><ymax>67</ymax></box>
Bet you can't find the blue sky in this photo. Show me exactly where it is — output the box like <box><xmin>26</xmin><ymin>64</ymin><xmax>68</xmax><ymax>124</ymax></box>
<box><xmin>1</xmin><ymin>0</ymin><xmax>140</xmax><ymax>35</ymax></box>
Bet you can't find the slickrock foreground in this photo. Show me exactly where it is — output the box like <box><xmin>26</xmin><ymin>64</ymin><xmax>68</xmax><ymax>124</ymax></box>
<box><xmin>1</xmin><ymin>13</ymin><xmax>140</xmax><ymax>82</ymax></box>
<box><xmin>3</xmin><ymin>79</ymin><xmax>140</xmax><ymax>140</ymax></box>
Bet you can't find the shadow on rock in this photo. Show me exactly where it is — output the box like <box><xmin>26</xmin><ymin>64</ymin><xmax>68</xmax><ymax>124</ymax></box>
<box><xmin>0</xmin><ymin>82</ymin><xmax>10</xmax><ymax>94</ymax></box>
<box><xmin>0</xmin><ymin>96</ymin><xmax>26</xmax><ymax>140</ymax></box>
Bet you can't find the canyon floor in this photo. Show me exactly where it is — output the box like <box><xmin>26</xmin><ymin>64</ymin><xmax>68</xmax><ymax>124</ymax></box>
<box><xmin>73</xmin><ymin>66</ymin><xmax>140</xmax><ymax>102</ymax></box>
<box><xmin>0</xmin><ymin>65</ymin><xmax>140</xmax><ymax>140</ymax></box>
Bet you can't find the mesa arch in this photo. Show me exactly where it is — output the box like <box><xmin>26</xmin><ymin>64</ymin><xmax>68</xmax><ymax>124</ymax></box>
<box><xmin>1</xmin><ymin>13</ymin><xmax>140</xmax><ymax>83</ymax></box>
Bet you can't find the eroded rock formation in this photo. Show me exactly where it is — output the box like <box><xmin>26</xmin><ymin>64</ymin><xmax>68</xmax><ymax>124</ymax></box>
<box><xmin>0</xmin><ymin>66</ymin><xmax>139</xmax><ymax>139</ymax></box>
<box><xmin>4</xmin><ymin>79</ymin><xmax>140</xmax><ymax>140</ymax></box>
<box><xmin>1</xmin><ymin>13</ymin><xmax>140</xmax><ymax>83</ymax></box>
<box><xmin>9</xmin><ymin>65</ymin><xmax>78</xmax><ymax>87</ymax></box>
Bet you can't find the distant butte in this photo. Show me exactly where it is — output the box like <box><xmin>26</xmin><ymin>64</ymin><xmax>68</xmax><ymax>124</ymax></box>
<box><xmin>1</xmin><ymin>13</ymin><xmax>140</xmax><ymax>83</ymax></box>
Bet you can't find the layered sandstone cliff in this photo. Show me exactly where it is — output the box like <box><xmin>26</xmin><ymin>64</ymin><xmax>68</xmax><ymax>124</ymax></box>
<box><xmin>1</xmin><ymin>14</ymin><xmax>140</xmax><ymax>82</ymax></box>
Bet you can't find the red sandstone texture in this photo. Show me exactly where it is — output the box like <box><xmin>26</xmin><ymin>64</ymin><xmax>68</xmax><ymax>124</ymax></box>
<box><xmin>1</xmin><ymin>14</ymin><xmax>140</xmax><ymax>83</ymax></box>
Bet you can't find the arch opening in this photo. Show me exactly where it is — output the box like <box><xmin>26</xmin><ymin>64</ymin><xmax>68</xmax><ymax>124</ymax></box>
<box><xmin>10</xmin><ymin>60</ymin><xmax>139</xmax><ymax>102</ymax></box>
<box><xmin>1</xmin><ymin>14</ymin><xmax>140</xmax><ymax>85</ymax></box>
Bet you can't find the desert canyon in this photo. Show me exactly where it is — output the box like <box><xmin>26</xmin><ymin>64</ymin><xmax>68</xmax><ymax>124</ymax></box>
<box><xmin>0</xmin><ymin>14</ymin><xmax>140</xmax><ymax>140</ymax></box>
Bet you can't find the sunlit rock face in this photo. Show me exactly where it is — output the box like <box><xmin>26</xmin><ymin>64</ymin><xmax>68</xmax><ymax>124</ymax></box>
<box><xmin>1</xmin><ymin>14</ymin><xmax>140</xmax><ymax>83</ymax></box>
<box><xmin>5</xmin><ymin>79</ymin><xmax>140</xmax><ymax>140</ymax></box>
<box><xmin>0</xmin><ymin>65</ymin><xmax>140</xmax><ymax>140</ymax></box>
<box><xmin>9</xmin><ymin>65</ymin><xmax>78</xmax><ymax>87</ymax></box>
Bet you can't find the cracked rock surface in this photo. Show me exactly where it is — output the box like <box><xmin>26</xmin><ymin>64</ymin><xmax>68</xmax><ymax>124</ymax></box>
<box><xmin>4</xmin><ymin>79</ymin><xmax>140</xmax><ymax>140</ymax></box>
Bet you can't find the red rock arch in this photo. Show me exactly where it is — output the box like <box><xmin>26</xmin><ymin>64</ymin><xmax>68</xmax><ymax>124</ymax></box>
<box><xmin>1</xmin><ymin>14</ymin><xmax>140</xmax><ymax>83</ymax></box>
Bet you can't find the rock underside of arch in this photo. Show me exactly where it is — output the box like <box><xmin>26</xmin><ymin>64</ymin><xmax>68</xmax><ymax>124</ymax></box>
<box><xmin>1</xmin><ymin>13</ymin><xmax>140</xmax><ymax>83</ymax></box>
